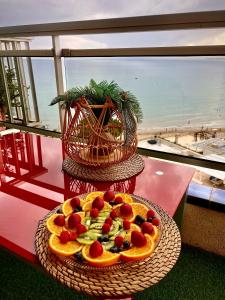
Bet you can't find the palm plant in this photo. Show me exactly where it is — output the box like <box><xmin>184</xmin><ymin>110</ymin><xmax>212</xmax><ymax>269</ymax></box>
<box><xmin>50</xmin><ymin>79</ymin><xmax>143</xmax><ymax>124</ymax></box>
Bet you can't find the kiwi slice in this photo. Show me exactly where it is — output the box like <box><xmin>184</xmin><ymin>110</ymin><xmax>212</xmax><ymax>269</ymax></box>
<box><xmin>102</xmin><ymin>241</ymin><xmax>115</xmax><ymax>251</ymax></box>
<box><xmin>90</xmin><ymin>223</ymin><xmax>103</xmax><ymax>230</ymax></box>
<box><xmin>108</xmin><ymin>221</ymin><xmax>120</xmax><ymax>236</ymax></box>
<box><xmin>88</xmin><ymin>229</ymin><xmax>102</xmax><ymax>234</ymax></box>
<box><xmin>80</xmin><ymin>230</ymin><xmax>101</xmax><ymax>240</ymax></box>
<box><xmin>76</xmin><ymin>237</ymin><xmax>94</xmax><ymax>245</ymax></box>
<box><xmin>99</xmin><ymin>211</ymin><xmax>110</xmax><ymax>218</ymax></box>
<box><xmin>95</xmin><ymin>217</ymin><xmax>107</xmax><ymax>222</ymax></box>
<box><xmin>109</xmin><ymin>229</ymin><xmax>126</xmax><ymax>240</ymax></box>
<box><xmin>115</xmin><ymin>218</ymin><xmax>123</xmax><ymax>226</ymax></box>
<box><xmin>91</xmin><ymin>217</ymin><xmax>105</xmax><ymax>222</ymax></box>
<box><xmin>87</xmin><ymin>230</ymin><xmax>102</xmax><ymax>238</ymax></box>
<box><xmin>82</xmin><ymin>216</ymin><xmax>91</xmax><ymax>227</ymax></box>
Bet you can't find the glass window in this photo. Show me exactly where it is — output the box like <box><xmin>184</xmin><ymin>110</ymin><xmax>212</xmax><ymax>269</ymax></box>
<box><xmin>31</xmin><ymin>58</ymin><xmax>59</xmax><ymax>131</ymax></box>
<box><xmin>60</xmin><ymin>28</ymin><xmax>225</xmax><ymax>49</ymax></box>
<box><xmin>29</xmin><ymin>37</ymin><xmax>52</xmax><ymax>49</ymax></box>
<box><xmin>64</xmin><ymin>56</ymin><xmax>225</xmax><ymax>163</ymax></box>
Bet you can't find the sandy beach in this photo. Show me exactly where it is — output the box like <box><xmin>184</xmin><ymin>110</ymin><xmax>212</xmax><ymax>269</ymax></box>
<box><xmin>138</xmin><ymin>126</ymin><xmax>225</xmax><ymax>153</ymax></box>
<box><xmin>137</xmin><ymin>125</ymin><xmax>225</xmax><ymax>187</ymax></box>
<box><xmin>138</xmin><ymin>126</ymin><xmax>225</xmax><ymax>140</ymax></box>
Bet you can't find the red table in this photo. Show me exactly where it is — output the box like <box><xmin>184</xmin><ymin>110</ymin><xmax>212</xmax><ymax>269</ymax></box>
<box><xmin>0</xmin><ymin>131</ymin><xmax>195</xmax><ymax>263</ymax></box>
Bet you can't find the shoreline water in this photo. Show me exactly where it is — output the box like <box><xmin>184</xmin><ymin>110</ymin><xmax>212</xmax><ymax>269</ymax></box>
<box><xmin>33</xmin><ymin>57</ymin><xmax>225</xmax><ymax>132</ymax></box>
<box><xmin>137</xmin><ymin>126</ymin><xmax>225</xmax><ymax>141</ymax></box>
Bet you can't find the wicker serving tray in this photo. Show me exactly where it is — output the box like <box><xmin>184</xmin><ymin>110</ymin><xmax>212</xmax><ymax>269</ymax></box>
<box><xmin>62</xmin><ymin>154</ymin><xmax>144</xmax><ymax>181</ymax></box>
<box><xmin>35</xmin><ymin>194</ymin><xmax>181</xmax><ymax>298</ymax></box>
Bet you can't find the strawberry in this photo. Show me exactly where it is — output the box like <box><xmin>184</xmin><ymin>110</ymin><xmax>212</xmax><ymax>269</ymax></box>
<box><xmin>110</xmin><ymin>209</ymin><xmax>118</xmax><ymax>219</ymax></box>
<box><xmin>68</xmin><ymin>213</ymin><xmax>81</xmax><ymax>229</ymax></box>
<box><xmin>147</xmin><ymin>209</ymin><xmax>155</xmax><ymax>219</ymax></box>
<box><xmin>69</xmin><ymin>231</ymin><xmax>78</xmax><ymax>241</ymax></box>
<box><xmin>70</xmin><ymin>197</ymin><xmax>80</xmax><ymax>208</ymax></box>
<box><xmin>54</xmin><ymin>215</ymin><xmax>65</xmax><ymax>226</ymax></box>
<box><xmin>90</xmin><ymin>208</ymin><xmax>99</xmax><ymax>218</ymax></box>
<box><xmin>152</xmin><ymin>218</ymin><xmax>160</xmax><ymax>226</ymax></box>
<box><xmin>89</xmin><ymin>241</ymin><xmax>103</xmax><ymax>258</ymax></box>
<box><xmin>141</xmin><ymin>222</ymin><xmax>154</xmax><ymax>235</ymax></box>
<box><xmin>105</xmin><ymin>217</ymin><xmax>113</xmax><ymax>226</ymax></box>
<box><xmin>120</xmin><ymin>203</ymin><xmax>132</xmax><ymax>217</ymax></box>
<box><xmin>76</xmin><ymin>223</ymin><xmax>87</xmax><ymax>235</ymax></box>
<box><xmin>114</xmin><ymin>236</ymin><xmax>124</xmax><ymax>247</ymax></box>
<box><xmin>59</xmin><ymin>231</ymin><xmax>70</xmax><ymax>244</ymax></box>
<box><xmin>102</xmin><ymin>223</ymin><xmax>111</xmax><ymax>234</ymax></box>
<box><xmin>131</xmin><ymin>231</ymin><xmax>147</xmax><ymax>247</ymax></box>
<box><xmin>115</xmin><ymin>196</ymin><xmax>123</xmax><ymax>204</ymax></box>
<box><xmin>123</xmin><ymin>220</ymin><xmax>131</xmax><ymax>230</ymax></box>
<box><xmin>92</xmin><ymin>196</ymin><xmax>104</xmax><ymax>210</ymax></box>
<box><xmin>103</xmin><ymin>190</ymin><xmax>115</xmax><ymax>202</ymax></box>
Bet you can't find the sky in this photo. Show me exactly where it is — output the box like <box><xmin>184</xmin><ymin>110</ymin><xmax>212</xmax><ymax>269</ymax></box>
<box><xmin>0</xmin><ymin>0</ymin><xmax>225</xmax><ymax>49</ymax></box>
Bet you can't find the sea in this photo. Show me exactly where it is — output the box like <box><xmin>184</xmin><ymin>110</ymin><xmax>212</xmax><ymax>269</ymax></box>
<box><xmin>30</xmin><ymin>57</ymin><xmax>225</xmax><ymax>132</ymax></box>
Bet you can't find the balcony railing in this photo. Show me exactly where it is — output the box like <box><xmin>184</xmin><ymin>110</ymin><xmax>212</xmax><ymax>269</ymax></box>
<box><xmin>0</xmin><ymin>10</ymin><xmax>225</xmax><ymax>172</ymax></box>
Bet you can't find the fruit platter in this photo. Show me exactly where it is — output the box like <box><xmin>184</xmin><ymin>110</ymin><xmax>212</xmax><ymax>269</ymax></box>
<box><xmin>36</xmin><ymin>191</ymin><xmax>180</xmax><ymax>297</ymax></box>
<box><xmin>46</xmin><ymin>191</ymin><xmax>161</xmax><ymax>269</ymax></box>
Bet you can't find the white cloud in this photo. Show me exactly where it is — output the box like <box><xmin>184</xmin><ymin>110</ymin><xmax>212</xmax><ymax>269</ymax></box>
<box><xmin>60</xmin><ymin>36</ymin><xmax>107</xmax><ymax>49</ymax></box>
<box><xmin>0</xmin><ymin>0</ymin><xmax>225</xmax><ymax>26</ymax></box>
<box><xmin>168</xmin><ymin>29</ymin><xmax>225</xmax><ymax>46</ymax></box>
<box><xmin>1</xmin><ymin>0</ymin><xmax>225</xmax><ymax>50</ymax></box>
<box><xmin>29</xmin><ymin>35</ymin><xmax>107</xmax><ymax>49</ymax></box>
<box><xmin>30</xmin><ymin>37</ymin><xmax>52</xmax><ymax>49</ymax></box>
<box><xmin>28</xmin><ymin>28</ymin><xmax>225</xmax><ymax>50</ymax></box>
<box><xmin>190</xmin><ymin>31</ymin><xmax>225</xmax><ymax>46</ymax></box>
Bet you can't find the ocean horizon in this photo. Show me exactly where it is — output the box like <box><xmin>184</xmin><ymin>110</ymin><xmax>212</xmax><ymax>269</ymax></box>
<box><xmin>30</xmin><ymin>57</ymin><xmax>225</xmax><ymax>132</ymax></box>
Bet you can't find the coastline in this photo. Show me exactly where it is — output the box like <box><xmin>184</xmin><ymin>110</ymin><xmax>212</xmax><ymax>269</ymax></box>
<box><xmin>137</xmin><ymin>126</ymin><xmax>225</xmax><ymax>187</ymax></box>
<box><xmin>137</xmin><ymin>126</ymin><xmax>225</xmax><ymax>141</ymax></box>
<box><xmin>137</xmin><ymin>125</ymin><xmax>225</xmax><ymax>158</ymax></box>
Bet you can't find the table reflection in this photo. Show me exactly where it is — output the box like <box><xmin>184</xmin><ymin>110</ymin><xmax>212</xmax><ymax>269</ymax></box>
<box><xmin>0</xmin><ymin>132</ymin><xmax>137</xmax><ymax>210</ymax></box>
<box><xmin>63</xmin><ymin>172</ymin><xmax>136</xmax><ymax>199</ymax></box>
<box><xmin>0</xmin><ymin>132</ymin><xmax>45</xmax><ymax>177</ymax></box>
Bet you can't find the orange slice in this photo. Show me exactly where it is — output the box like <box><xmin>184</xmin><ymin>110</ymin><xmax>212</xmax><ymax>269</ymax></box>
<box><xmin>49</xmin><ymin>234</ymin><xmax>83</xmax><ymax>256</ymax></box>
<box><xmin>115</xmin><ymin>193</ymin><xmax>134</xmax><ymax>203</ymax></box>
<box><xmin>82</xmin><ymin>200</ymin><xmax>111</xmax><ymax>212</ymax></box>
<box><xmin>76</xmin><ymin>211</ymin><xmax>86</xmax><ymax>219</ymax></box>
<box><xmin>62</xmin><ymin>198</ymin><xmax>85</xmax><ymax>217</ymax></box>
<box><xmin>130</xmin><ymin>202</ymin><xmax>149</xmax><ymax>219</ymax></box>
<box><xmin>82</xmin><ymin>246</ymin><xmax>120</xmax><ymax>267</ymax></box>
<box><xmin>130</xmin><ymin>223</ymin><xmax>141</xmax><ymax>231</ymax></box>
<box><xmin>46</xmin><ymin>214</ymin><xmax>65</xmax><ymax>235</ymax></box>
<box><xmin>125</xmin><ymin>224</ymin><xmax>141</xmax><ymax>242</ymax></box>
<box><xmin>120</xmin><ymin>234</ymin><xmax>154</xmax><ymax>262</ymax></box>
<box><xmin>85</xmin><ymin>191</ymin><xmax>104</xmax><ymax>202</ymax></box>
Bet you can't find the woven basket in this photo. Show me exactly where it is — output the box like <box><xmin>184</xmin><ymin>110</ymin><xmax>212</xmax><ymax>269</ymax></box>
<box><xmin>62</xmin><ymin>97</ymin><xmax>137</xmax><ymax>168</ymax></box>
<box><xmin>35</xmin><ymin>194</ymin><xmax>181</xmax><ymax>298</ymax></box>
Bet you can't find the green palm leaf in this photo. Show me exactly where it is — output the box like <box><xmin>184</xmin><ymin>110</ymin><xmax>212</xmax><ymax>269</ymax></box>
<box><xmin>50</xmin><ymin>79</ymin><xmax>143</xmax><ymax>123</ymax></box>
